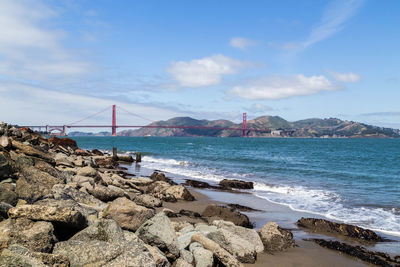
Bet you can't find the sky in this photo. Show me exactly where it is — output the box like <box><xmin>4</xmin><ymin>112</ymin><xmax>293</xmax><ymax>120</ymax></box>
<box><xmin>0</xmin><ymin>0</ymin><xmax>400</xmax><ymax>129</ymax></box>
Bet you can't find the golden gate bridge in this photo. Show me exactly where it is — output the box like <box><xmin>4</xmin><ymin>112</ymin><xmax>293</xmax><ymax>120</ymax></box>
<box><xmin>24</xmin><ymin>105</ymin><xmax>275</xmax><ymax>137</ymax></box>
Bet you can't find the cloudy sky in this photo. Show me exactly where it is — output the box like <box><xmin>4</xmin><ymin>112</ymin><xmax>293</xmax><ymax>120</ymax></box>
<box><xmin>0</xmin><ymin>0</ymin><xmax>399</xmax><ymax>129</ymax></box>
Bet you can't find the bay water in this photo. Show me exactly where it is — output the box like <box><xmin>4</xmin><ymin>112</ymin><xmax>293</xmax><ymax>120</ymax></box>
<box><xmin>71</xmin><ymin>136</ymin><xmax>400</xmax><ymax>237</ymax></box>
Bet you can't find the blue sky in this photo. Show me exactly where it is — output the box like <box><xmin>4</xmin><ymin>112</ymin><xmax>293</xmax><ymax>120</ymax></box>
<box><xmin>0</xmin><ymin>0</ymin><xmax>400</xmax><ymax>128</ymax></box>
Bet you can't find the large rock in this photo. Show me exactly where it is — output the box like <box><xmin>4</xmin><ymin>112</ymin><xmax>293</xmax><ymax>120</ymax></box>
<box><xmin>8</xmin><ymin>204</ymin><xmax>87</xmax><ymax>230</ymax></box>
<box><xmin>258</xmin><ymin>222</ymin><xmax>295</xmax><ymax>253</ymax></box>
<box><xmin>213</xmin><ymin>220</ymin><xmax>264</xmax><ymax>253</ymax></box>
<box><xmin>77</xmin><ymin>166</ymin><xmax>98</xmax><ymax>177</ymax></box>
<box><xmin>206</xmin><ymin>228</ymin><xmax>257</xmax><ymax>263</ymax></box>
<box><xmin>0</xmin><ymin>183</ymin><xmax>17</xmax><ymax>205</ymax></box>
<box><xmin>16</xmin><ymin>166</ymin><xmax>64</xmax><ymax>202</ymax></box>
<box><xmin>219</xmin><ymin>179</ymin><xmax>254</xmax><ymax>190</ymax></box>
<box><xmin>12</xmin><ymin>141</ymin><xmax>55</xmax><ymax>164</ymax></box>
<box><xmin>145</xmin><ymin>244</ymin><xmax>171</xmax><ymax>267</ymax></box>
<box><xmin>53</xmin><ymin>219</ymin><xmax>156</xmax><ymax>267</ymax></box>
<box><xmin>55</xmin><ymin>153</ymin><xmax>74</xmax><ymax>167</ymax></box>
<box><xmin>95</xmin><ymin>156</ymin><xmax>118</xmax><ymax>169</ymax></box>
<box><xmin>51</xmin><ymin>184</ymin><xmax>107</xmax><ymax>210</ymax></box>
<box><xmin>310</xmin><ymin>238</ymin><xmax>400</xmax><ymax>266</ymax></box>
<box><xmin>33</xmin><ymin>159</ymin><xmax>67</xmax><ymax>181</ymax></box>
<box><xmin>48</xmin><ymin>136</ymin><xmax>78</xmax><ymax>150</ymax></box>
<box><xmin>173</xmin><ymin>258</ymin><xmax>193</xmax><ymax>267</ymax></box>
<box><xmin>0</xmin><ymin>136</ymin><xmax>11</xmax><ymax>150</ymax></box>
<box><xmin>201</xmin><ymin>205</ymin><xmax>252</xmax><ymax>228</ymax></box>
<box><xmin>0</xmin><ymin>244</ymin><xmax>69</xmax><ymax>267</ymax></box>
<box><xmin>0</xmin><ymin>152</ymin><xmax>13</xmax><ymax>180</ymax></box>
<box><xmin>191</xmin><ymin>233</ymin><xmax>243</xmax><ymax>267</ymax></box>
<box><xmin>91</xmin><ymin>184</ymin><xmax>125</xmax><ymax>202</ymax></box>
<box><xmin>190</xmin><ymin>246</ymin><xmax>213</xmax><ymax>267</ymax></box>
<box><xmin>134</xmin><ymin>194</ymin><xmax>163</xmax><ymax>208</ymax></box>
<box><xmin>0</xmin><ymin>218</ymin><xmax>56</xmax><ymax>253</ymax></box>
<box><xmin>297</xmin><ymin>217</ymin><xmax>383</xmax><ymax>242</ymax></box>
<box><xmin>34</xmin><ymin>198</ymin><xmax>99</xmax><ymax>226</ymax></box>
<box><xmin>136</xmin><ymin>212</ymin><xmax>180</xmax><ymax>260</ymax></box>
<box><xmin>103</xmin><ymin>197</ymin><xmax>155</xmax><ymax>231</ymax></box>
<box><xmin>164</xmin><ymin>185</ymin><xmax>195</xmax><ymax>201</ymax></box>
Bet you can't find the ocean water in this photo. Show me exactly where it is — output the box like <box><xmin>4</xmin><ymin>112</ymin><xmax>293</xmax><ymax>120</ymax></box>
<box><xmin>71</xmin><ymin>136</ymin><xmax>400</xmax><ymax>236</ymax></box>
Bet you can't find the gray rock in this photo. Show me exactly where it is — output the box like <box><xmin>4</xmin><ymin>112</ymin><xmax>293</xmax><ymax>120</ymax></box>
<box><xmin>206</xmin><ymin>228</ymin><xmax>257</xmax><ymax>263</ymax></box>
<box><xmin>53</xmin><ymin>218</ymin><xmax>156</xmax><ymax>267</ymax></box>
<box><xmin>202</xmin><ymin>205</ymin><xmax>252</xmax><ymax>228</ymax></box>
<box><xmin>51</xmin><ymin>184</ymin><xmax>107</xmax><ymax>210</ymax></box>
<box><xmin>188</xmin><ymin>242</ymin><xmax>203</xmax><ymax>252</ymax></box>
<box><xmin>0</xmin><ymin>183</ymin><xmax>17</xmax><ymax>206</ymax></box>
<box><xmin>191</xmin><ymin>247</ymin><xmax>213</xmax><ymax>267</ymax></box>
<box><xmin>103</xmin><ymin>197</ymin><xmax>155</xmax><ymax>231</ymax></box>
<box><xmin>0</xmin><ymin>202</ymin><xmax>13</xmax><ymax>219</ymax></box>
<box><xmin>91</xmin><ymin>184</ymin><xmax>125</xmax><ymax>202</ymax></box>
<box><xmin>191</xmin><ymin>233</ymin><xmax>243</xmax><ymax>267</ymax></box>
<box><xmin>178</xmin><ymin>232</ymin><xmax>195</xmax><ymax>250</ymax></box>
<box><xmin>213</xmin><ymin>220</ymin><xmax>264</xmax><ymax>253</ymax></box>
<box><xmin>136</xmin><ymin>212</ymin><xmax>180</xmax><ymax>260</ymax></box>
<box><xmin>163</xmin><ymin>185</ymin><xmax>195</xmax><ymax>201</ymax></box>
<box><xmin>180</xmin><ymin>249</ymin><xmax>193</xmax><ymax>264</ymax></box>
<box><xmin>258</xmin><ymin>222</ymin><xmax>295</xmax><ymax>253</ymax></box>
<box><xmin>0</xmin><ymin>218</ymin><xmax>56</xmax><ymax>253</ymax></box>
<box><xmin>145</xmin><ymin>244</ymin><xmax>171</xmax><ymax>267</ymax></box>
<box><xmin>134</xmin><ymin>194</ymin><xmax>163</xmax><ymax>208</ymax></box>
<box><xmin>0</xmin><ymin>244</ymin><xmax>69</xmax><ymax>267</ymax></box>
<box><xmin>173</xmin><ymin>258</ymin><xmax>193</xmax><ymax>267</ymax></box>
<box><xmin>8</xmin><ymin>204</ymin><xmax>87</xmax><ymax>230</ymax></box>
<box><xmin>77</xmin><ymin>166</ymin><xmax>98</xmax><ymax>177</ymax></box>
<box><xmin>72</xmin><ymin>175</ymin><xmax>95</xmax><ymax>186</ymax></box>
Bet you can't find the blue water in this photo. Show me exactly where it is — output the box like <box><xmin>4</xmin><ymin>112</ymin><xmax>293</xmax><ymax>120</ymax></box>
<box><xmin>71</xmin><ymin>137</ymin><xmax>400</xmax><ymax>236</ymax></box>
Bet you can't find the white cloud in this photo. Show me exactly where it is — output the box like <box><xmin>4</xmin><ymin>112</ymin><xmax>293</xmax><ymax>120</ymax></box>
<box><xmin>166</xmin><ymin>54</ymin><xmax>252</xmax><ymax>87</ymax></box>
<box><xmin>303</xmin><ymin>0</ymin><xmax>364</xmax><ymax>48</ymax></box>
<box><xmin>252</xmin><ymin>103</ymin><xmax>274</xmax><ymax>112</ymax></box>
<box><xmin>0</xmin><ymin>81</ymin><xmax>184</xmax><ymax>126</ymax></box>
<box><xmin>330</xmin><ymin>71</ymin><xmax>361</xmax><ymax>82</ymax></box>
<box><xmin>272</xmin><ymin>0</ymin><xmax>364</xmax><ymax>51</ymax></box>
<box><xmin>0</xmin><ymin>0</ymin><xmax>92</xmax><ymax>82</ymax></box>
<box><xmin>228</xmin><ymin>74</ymin><xmax>341</xmax><ymax>100</ymax></box>
<box><xmin>229</xmin><ymin>37</ymin><xmax>259</xmax><ymax>50</ymax></box>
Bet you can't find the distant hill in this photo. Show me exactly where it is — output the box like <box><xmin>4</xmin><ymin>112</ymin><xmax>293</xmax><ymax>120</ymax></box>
<box><xmin>117</xmin><ymin>116</ymin><xmax>400</xmax><ymax>138</ymax></box>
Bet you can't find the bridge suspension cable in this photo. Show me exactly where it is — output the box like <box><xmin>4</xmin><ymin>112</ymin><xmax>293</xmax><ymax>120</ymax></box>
<box><xmin>66</xmin><ymin>105</ymin><xmax>112</xmax><ymax>126</ymax></box>
<box><xmin>117</xmin><ymin>105</ymin><xmax>154</xmax><ymax>123</ymax></box>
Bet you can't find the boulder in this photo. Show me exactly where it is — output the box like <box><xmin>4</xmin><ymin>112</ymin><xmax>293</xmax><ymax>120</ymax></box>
<box><xmin>212</xmin><ymin>220</ymin><xmax>264</xmax><ymax>253</ymax></box>
<box><xmin>191</xmin><ymin>246</ymin><xmax>213</xmax><ymax>267</ymax></box>
<box><xmin>206</xmin><ymin>228</ymin><xmax>257</xmax><ymax>263</ymax></box>
<box><xmin>0</xmin><ymin>184</ymin><xmax>17</xmax><ymax>206</ymax></box>
<box><xmin>12</xmin><ymin>141</ymin><xmax>55</xmax><ymax>164</ymax></box>
<box><xmin>258</xmin><ymin>222</ymin><xmax>295</xmax><ymax>253</ymax></box>
<box><xmin>150</xmin><ymin>172</ymin><xmax>176</xmax><ymax>185</ymax></box>
<box><xmin>147</xmin><ymin>181</ymin><xmax>177</xmax><ymax>202</ymax></box>
<box><xmin>95</xmin><ymin>156</ymin><xmax>118</xmax><ymax>169</ymax></box>
<box><xmin>48</xmin><ymin>136</ymin><xmax>78</xmax><ymax>150</ymax></box>
<box><xmin>0</xmin><ymin>218</ymin><xmax>56</xmax><ymax>253</ymax></box>
<box><xmin>8</xmin><ymin>204</ymin><xmax>87</xmax><ymax>230</ymax></box>
<box><xmin>77</xmin><ymin>166</ymin><xmax>98</xmax><ymax>177</ymax></box>
<box><xmin>145</xmin><ymin>244</ymin><xmax>171</xmax><ymax>267</ymax></box>
<box><xmin>219</xmin><ymin>179</ymin><xmax>253</xmax><ymax>190</ymax></box>
<box><xmin>0</xmin><ymin>152</ymin><xmax>13</xmax><ymax>180</ymax></box>
<box><xmin>0</xmin><ymin>136</ymin><xmax>11</xmax><ymax>150</ymax></box>
<box><xmin>180</xmin><ymin>250</ymin><xmax>194</xmax><ymax>264</ymax></box>
<box><xmin>33</xmin><ymin>159</ymin><xmax>67</xmax><ymax>181</ymax></box>
<box><xmin>55</xmin><ymin>153</ymin><xmax>74</xmax><ymax>167</ymax></box>
<box><xmin>164</xmin><ymin>185</ymin><xmax>195</xmax><ymax>201</ymax></box>
<box><xmin>91</xmin><ymin>184</ymin><xmax>125</xmax><ymax>202</ymax></box>
<box><xmin>191</xmin><ymin>233</ymin><xmax>243</xmax><ymax>267</ymax></box>
<box><xmin>74</xmin><ymin>149</ymin><xmax>91</xmax><ymax>156</ymax></box>
<box><xmin>173</xmin><ymin>258</ymin><xmax>193</xmax><ymax>267</ymax></box>
<box><xmin>51</xmin><ymin>184</ymin><xmax>107</xmax><ymax>210</ymax></box>
<box><xmin>201</xmin><ymin>205</ymin><xmax>252</xmax><ymax>228</ymax></box>
<box><xmin>103</xmin><ymin>197</ymin><xmax>155</xmax><ymax>231</ymax></box>
<box><xmin>53</xmin><ymin>219</ymin><xmax>156</xmax><ymax>267</ymax></box>
<box><xmin>0</xmin><ymin>244</ymin><xmax>69</xmax><ymax>267</ymax></box>
<box><xmin>309</xmin><ymin>238</ymin><xmax>400</xmax><ymax>266</ymax></box>
<box><xmin>16</xmin><ymin>167</ymin><xmax>63</xmax><ymax>202</ymax></box>
<box><xmin>297</xmin><ymin>217</ymin><xmax>383</xmax><ymax>242</ymax></box>
<box><xmin>136</xmin><ymin>212</ymin><xmax>180</xmax><ymax>260</ymax></box>
<box><xmin>134</xmin><ymin>194</ymin><xmax>163</xmax><ymax>208</ymax></box>
<box><xmin>72</xmin><ymin>175</ymin><xmax>95</xmax><ymax>186</ymax></box>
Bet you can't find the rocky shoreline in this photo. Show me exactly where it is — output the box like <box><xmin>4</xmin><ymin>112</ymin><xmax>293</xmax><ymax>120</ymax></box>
<box><xmin>0</xmin><ymin>122</ymin><xmax>399</xmax><ymax>266</ymax></box>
